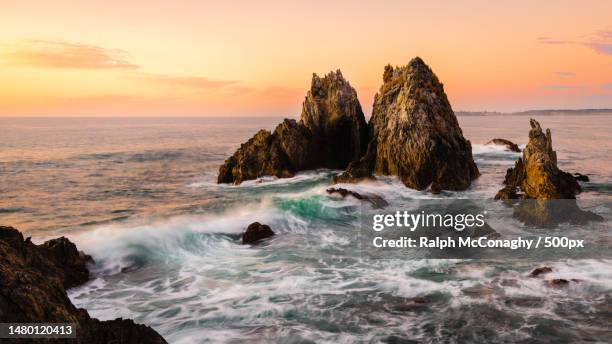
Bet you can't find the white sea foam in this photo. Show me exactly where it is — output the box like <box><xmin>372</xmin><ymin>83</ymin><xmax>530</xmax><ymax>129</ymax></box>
<box><xmin>472</xmin><ymin>143</ymin><xmax>524</xmax><ymax>155</ymax></box>
<box><xmin>63</xmin><ymin>141</ymin><xmax>610</xmax><ymax>343</ymax></box>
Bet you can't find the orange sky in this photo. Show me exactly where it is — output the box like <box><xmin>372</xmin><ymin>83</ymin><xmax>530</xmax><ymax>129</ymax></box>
<box><xmin>0</xmin><ymin>0</ymin><xmax>611</xmax><ymax>116</ymax></box>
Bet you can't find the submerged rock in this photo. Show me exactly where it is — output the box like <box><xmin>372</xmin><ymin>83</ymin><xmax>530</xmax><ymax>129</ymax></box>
<box><xmin>242</xmin><ymin>222</ymin><xmax>275</xmax><ymax>244</ymax></box>
<box><xmin>471</xmin><ymin>223</ymin><xmax>500</xmax><ymax>239</ymax></box>
<box><xmin>486</xmin><ymin>138</ymin><xmax>521</xmax><ymax>152</ymax></box>
<box><xmin>545</xmin><ymin>278</ymin><xmax>572</xmax><ymax>288</ymax></box>
<box><xmin>0</xmin><ymin>226</ymin><xmax>167</xmax><ymax>343</ymax></box>
<box><xmin>391</xmin><ymin>297</ymin><xmax>429</xmax><ymax>312</ymax></box>
<box><xmin>218</xmin><ymin>71</ymin><xmax>367</xmax><ymax>184</ymax></box>
<box><xmin>326</xmin><ymin>187</ymin><xmax>388</xmax><ymax>208</ymax></box>
<box><xmin>337</xmin><ymin>57</ymin><xmax>479</xmax><ymax>191</ymax></box>
<box><xmin>494</xmin><ymin>119</ymin><xmax>602</xmax><ymax>226</ymax></box>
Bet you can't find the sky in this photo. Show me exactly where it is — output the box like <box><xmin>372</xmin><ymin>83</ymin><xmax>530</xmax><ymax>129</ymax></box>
<box><xmin>0</xmin><ymin>0</ymin><xmax>611</xmax><ymax>117</ymax></box>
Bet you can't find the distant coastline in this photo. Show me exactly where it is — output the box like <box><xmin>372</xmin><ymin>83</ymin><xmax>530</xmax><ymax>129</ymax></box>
<box><xmin>2</xmin><ymin>109</ymin><xmax>612</xmax><ymax>119</ymax></box>
<box><xmin>456</xmin><ymin>109</ymin><xmax>612</xmax><ymax>116</ymax></box>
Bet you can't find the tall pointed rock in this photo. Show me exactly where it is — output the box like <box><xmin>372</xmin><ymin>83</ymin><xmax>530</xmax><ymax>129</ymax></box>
<box><xmin>300</xmin><ymin>70</ymin><xmax>368</xmax><ymax>169</ymax></box>
<box><xmin>218</xmin><ymin>70</ymin><xmax>367</xmax><ymax>184</ymax></box>
<box><xmin>336</xmin><ymin>57</ymin><xmax>479</xmax><ymax>191</ymax></box>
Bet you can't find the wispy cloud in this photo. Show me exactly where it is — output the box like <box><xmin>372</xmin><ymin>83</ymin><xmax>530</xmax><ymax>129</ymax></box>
<box><xmin>537</xmin><ymin>29</ymin><xmax>612</xmax><ymax>56</ymax></box>
<box><xmin>543</xmin><ymin>84</ymin><xmax>580</xmax><ymax>90</ymax></box>
<box><xmin>586</xmin><ymin>42</ymin><xmax>612</xmax><ymax>56</ymax></box>
<box><xmin>1</xmin><ymin>39</ymin><xmax>138</xmax><ymax>69</ymax></box>
<box><xmin>537</xmin><ymin>37</ymin><xmax>573</xmax><ymax>45</ymax></box>
<box><xmin>131</xmin><ymin>73</ymin><xmax>238</xmax><ymax>90</ymax></box>
<box><xmin>554</xmin><ymin>71</ymin><xmax>575</xmax><ymax>78</ymax></box>
<box><xmin>596</xmin><ymin>30</ymin><xmax>612</xmax><ymax>40</ymax></box>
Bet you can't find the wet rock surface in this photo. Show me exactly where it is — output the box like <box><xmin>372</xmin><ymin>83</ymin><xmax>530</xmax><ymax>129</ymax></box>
<box><xmin>217</xmin><ymin>129</ymin><xmax>296</xmax><ymax>184</ymax></box>
<box><xmin>0</xmin><ymin>225</ymin><xmax>167</xmax><ymax>344</ymax></box>
<box><xmin>486</xmin><ymin>138</ymin><xmax>521</xmax><ymax>152</ymax></box>
<box><xmin>242</xmin><ymin>222</ymin><xmax>275</xmax><ymax>244</ymax></box>
<box><xmin>545</xmin><ymin>278</ymin><xmax>581</xmax><ymax>288</ymax></box>
<box><xmin>218</xmin><ymin>71</ymin><xmax>367</xmax><ymax>184</ymax></box>
<box><xmin>573</xmin><ymin>173</ymin><xmax>590</xmax><ymax>182</ymax></box>
<box><xmin>326</xmin><ymin>187</ymin><xmax>389</xmax><ymax>208</ymax></box>
<box><xmin>337</xmin><ymin>57</ymin><xmax>479</xmax><ymax>191</ymax></box>
<box><xmin>529</xmin><ymin>266</ymin><xmax>553</xmax><ymax>277</ymax></box>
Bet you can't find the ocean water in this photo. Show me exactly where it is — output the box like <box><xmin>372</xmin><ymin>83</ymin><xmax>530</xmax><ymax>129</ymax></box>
<box><xmin>0</xmin><ymin>115</ymin><xmax>611</xmax><ymax>343</ymax></box>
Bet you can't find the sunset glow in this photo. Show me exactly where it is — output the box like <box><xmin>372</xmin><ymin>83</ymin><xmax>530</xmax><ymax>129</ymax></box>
<box><xmin>1</xmin><ymin>0</ymin><xmax>611</xmax><ymax>116</ymax></box>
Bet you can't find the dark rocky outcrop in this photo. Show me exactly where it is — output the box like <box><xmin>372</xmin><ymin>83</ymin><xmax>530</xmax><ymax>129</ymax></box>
<box><xmin>242</xmin><ymin>222</ymin><xmax>275</xmax><ymax>244</ymax></box>
<box><xmin>471</xmin><ymin>223</ymin><xmax>500</xmax><ymax>239</ymax></box>
<box><xmin>219</xmin><ymin>59</ymin><xmax>478</xmax><ymax>192</ymax></box>
<box><xmin>217</xmin><ymin>129</ymin><xmax>296</xmax><ymax>184</ymax></box>
<box><xmin>529</xmin><ymin>266</ymin><xmax>553</xmax><ymax>277</ymax></box>
<box><xmin>573</xmin><ymin>173</ymin><xmax>589</xmax><ymax>182</ymax></box>
<box><xmin>495</xmin><ymin>119</ymin><xmax>602</xmax><ymax>226</ymax></box>
<box><xmin>326</xmin><ymin>187</ymin><xmax>389</xmax><ymax>208</ymax></box>
<box><xmin>299</xmin><ymin>71</ymin><xmax>369</xmax><ymax>169</ymax></box>
<box><xmin>0</xmin><ymin>226</ymin><xmax>166</xmax><ymax>344</ymax></box>
<box><xmin>545</xmin><ymin>278</ymin><xmax>581</xmax><ymax>288</ymax></box>
<box><xmin>38</xmin><ymin>237</ymin><xmax>93</xmax><ymax>289</ymax></box>
<box><xmin>486</xmin><ymin>138</ymin><xmax>521</xmax><ymax>152</ymax></box>
<box><xmin>218</xmin><ymin>71</ymin><xmax>368</xmax><ymax>184</ymax></box>
<box><xmin>336</xmin><ymin>57</ymin><xmax>479</xmax><ymax>191</ymax></box>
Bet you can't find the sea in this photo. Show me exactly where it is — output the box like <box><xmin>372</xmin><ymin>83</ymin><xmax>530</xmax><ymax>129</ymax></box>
<box><xmin>0</xmin><ymin>115</ymin><xmax>610</xmax><ymax>343</ymax></box>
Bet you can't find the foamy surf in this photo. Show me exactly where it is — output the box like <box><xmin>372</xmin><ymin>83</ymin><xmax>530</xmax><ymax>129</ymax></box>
<box><xmin>53</xmin><ymin>124</ymin><xmax>609</xmax><ymax>343</ymax></box>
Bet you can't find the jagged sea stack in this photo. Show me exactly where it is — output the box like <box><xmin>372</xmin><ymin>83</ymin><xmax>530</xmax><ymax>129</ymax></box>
<box><xmin>495</xmin><ymin>119</ymin><xmax>601</xmax><ymax>226</ymax></box>
<box><xmin>300</xmin><ymin>71</ymin><xmax>369</xmax><ymax>169</ymax></box>
<box><xmin>495</xmin><ymin>119</ymin><xmax>581</xmax><ymax>200</ymax></box>
<box><xmin>336</xmin><ymin>57</ymin><xmax>479</xmax><ymax>191</ymax></box>
<box><xmin>218</xmin><ymin>71</ymin><xmax>368</xmax><ymax>184</ymax></box>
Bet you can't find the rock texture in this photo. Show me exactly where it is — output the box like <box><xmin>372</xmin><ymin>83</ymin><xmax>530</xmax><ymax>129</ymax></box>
<box><xmin>0</xmin><ymin>226</ymin><xmax>166</xmax><ymax>344</ymax></box>
<box><xmin>486</xmin><ymin>138</ymin><xmax>521</xmax><ymax>152</ymax></box>
<box><xmin>218</xmin><ymin>71</ymin><xmax>368</xmax><ymax>184</ymax></box>
<box><xmin>495</xmin><ymin>119</ymin><xmax>602</xmax><ymax>226</ymax></box>
<box><xmin>242</xmin><ymin>222</ymin><xmax>275</xmax><ymax>244</ymax></box>
<box><xmin>495</xmin><ymin>119</ymin><xmax>580</xmax><ymax>200</ymax></box>
<box><xmin>217</xmin><ymin>129</ymin><xmax>296</xmax><ymax>184</ymax></box>
<box><xmin>37</xmin><ymin>237</ymin><xmax>93</xmax><ymax>289</ymax></box>
<box><xmin>529</xmin><ymin>266</ymin><xmax>553</xmax><ymax>277</ymax></box>
<box><xmin>336</xmin><ymin>58</ymin><xmax>479</xmax><ymax>190</ymax></box>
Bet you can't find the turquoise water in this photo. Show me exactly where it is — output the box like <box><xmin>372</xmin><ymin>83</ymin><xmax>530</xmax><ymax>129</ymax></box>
<box><xmin>0</xmin><ymin>115</ymin><xmax>610</xmax><ymax>343</ymax></box>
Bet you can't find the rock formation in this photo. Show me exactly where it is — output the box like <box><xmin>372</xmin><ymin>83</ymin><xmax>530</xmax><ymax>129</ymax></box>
<box><xmin>242</xmin><ymin>222</ymin><xmax>275</xmax><ymax>244</ymax></box>
<box><xmin>529</xmin><ymin>266</ymin><xmax>553</xmax><ymax>277</ymax></box>
<box><xmin>335</xmin><ymin>57</ymin><xmax>479</xmax><ymax>191</ymax></box>
<box><xmin>486</xmin><ymin>138</ymin><xmax>521</xmax><ymax>152</ymax></box>
<box><xmin>573</xmin><ymin>173</ymin><xmax>589</xmax><ymax>182</ymax></box>
<box><xmin>326</xmin><ymin>187</ymin><xmax>389</xmax><ymax>208</ymax></box>
<box><xmin>0</xmin><ymin>226</ymin><xmax>166</xmax><ymax>344</ymax></box>
<box><xmin>217</xmin><ymin>129</ymin><xmax>296</xmax><ymax>184</ymax></box>
<box><xmin>37</xmin><ymin>236</ymin><xmax>93</xmax><ymax>289</ymax></box>
<box><xmin>495</xmin><ymin>119</ymin><xmax>602</xmax><ymax>226</ymax></box>
<box><xmin>496</xmin><ymin>119</ymin><xmax>580</xmax><ymax>200</ymax></box>
<box><xmin>219</xmin><ymin>58</ymin><xmax>478</xmax><ymax>191</ymax></box>
<box><xmin>218</xmin><ymin>71</ymin><xmax>368</xmax><ymax>184</ymax></box>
